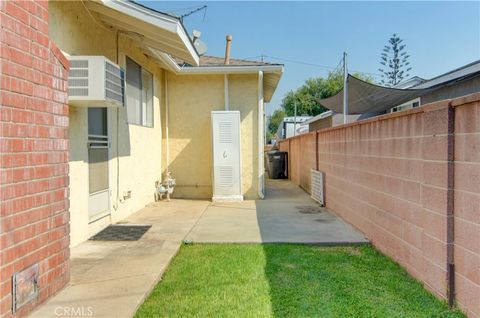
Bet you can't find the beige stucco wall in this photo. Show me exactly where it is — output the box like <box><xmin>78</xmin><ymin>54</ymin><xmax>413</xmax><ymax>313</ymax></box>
<box><xmin>228</xmin><ymin>74</ymin><xmax>261</xmax><ymax>199</ymax></box>
<box><xmin>49</xmin><ymin>1</ymin><xmax>264</xmax><ymax>246</ymax></box>
<box><xmin>167</xmin><ymin>73</ymin><xmax>260</xmax><ymax>199</ymax></box>
<box><xmin>49</xmin><ymin>1</ymin><xmax>164</xmax><ymax>246</ymax></box>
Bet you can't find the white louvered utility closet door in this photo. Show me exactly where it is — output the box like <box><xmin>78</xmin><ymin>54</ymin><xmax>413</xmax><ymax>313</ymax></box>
<box><xmin>211</xmin><ymin>111</ymin><xmax>242</xmax><ymax>201</ymax></box>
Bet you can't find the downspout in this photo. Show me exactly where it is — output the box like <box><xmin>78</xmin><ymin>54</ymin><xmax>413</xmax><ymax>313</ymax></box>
<box><xmin>446</xmin><ymin>104</ymin><xmax>455</xmax><ymax>307</ymax></box>
<box><xmin>224</xmin><ymin>74</ymin><xmax>229</xmax><ymax>111</ymax></box>
<box><xmin>258</xmin><ymin>71</ymin><xmax>265</xmax><ymax>199</ymax></box>
<box><xmin>165</xmin><ymin>72</ymin><xmax>170</xmax><ymax>176</ymax></box>
<box><xmin>115</xmin><ymin>30</ymin><xmax>120</xmax><ymax>211</ymax></box>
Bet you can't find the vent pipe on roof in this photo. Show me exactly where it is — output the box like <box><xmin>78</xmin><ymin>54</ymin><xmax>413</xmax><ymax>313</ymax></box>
<box><xmin>224</xmin><ymin>35</ymin><xmax>232</xmax><ymax>65</ymax></box>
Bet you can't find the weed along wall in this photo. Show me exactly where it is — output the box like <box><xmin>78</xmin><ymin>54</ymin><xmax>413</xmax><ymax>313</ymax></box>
<box><xmin>279</xmin><ymin>93</ymin><xmax>480</xmax><ymax>318</ymax></box>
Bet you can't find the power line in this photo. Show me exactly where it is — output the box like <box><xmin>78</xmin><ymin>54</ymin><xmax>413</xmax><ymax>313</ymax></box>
<box><xmin>331</xmin><ymin>56</ymin><xmax>344</xmax><ymax>74</ymax></box>
<box><xmin>241</xmin><ymin>55</ymin><xmax>263</xmax><ymax>61</ymax></box>
<box><xmin>261</xmin><ymin>55</ymin><xmax>339</xmax><ymax>70</ymax></box>
<box><xmin>244</xmin><ymin>54</ymin><xmax>382</xmax><ymax>78</ymax></box>
<box><xmin>165</xmin><ymin>5</ymin><xmax>206</xmax><ymax>14</ymax></box>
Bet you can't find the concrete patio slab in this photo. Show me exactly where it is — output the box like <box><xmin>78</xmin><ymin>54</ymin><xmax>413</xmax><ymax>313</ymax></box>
<box><xmin>30</xmin><ymin>180</ymin><xmax>367</xmax><ymax>318</ymax></box>
<box><xmin>30</xmin><ymin>200</ymin><xmax>209</xmax><ymax>318</ymax></box>
<box><xmin>185</xmin><ymin>180</ymin><xmax>368</xmax><ymax>244</ymax></box>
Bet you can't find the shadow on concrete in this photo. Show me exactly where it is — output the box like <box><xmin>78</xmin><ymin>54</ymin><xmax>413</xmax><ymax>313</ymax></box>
<box><xmin>254</xmin><ymin>179</ymin><xmax>369</xmax><ymax>244</ymax></box>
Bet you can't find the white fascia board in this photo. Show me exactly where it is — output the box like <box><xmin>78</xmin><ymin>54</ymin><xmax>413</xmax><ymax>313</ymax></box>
<box><xmin>174</xmin><ymin>24</ymin><xmax>200</xmax><ymax>66</ymax></box>
<box><xmin>148</xmin><ymin>50</ymin><xmax>182</xmax><ymax>73</ymax></box>
<box><xmin>103</xmin><ymin>0</ymin><xmax>199</xmax><ymax>66</ymax></box>
<box><xmin>177</xmin><ymin>65</ymin><xmax>284</xmax><ymax>75</ymax></box>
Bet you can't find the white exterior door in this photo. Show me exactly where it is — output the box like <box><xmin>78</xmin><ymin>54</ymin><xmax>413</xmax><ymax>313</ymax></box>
<box><xmin>211</xmin><ymin>111</ymin><xmax>242</xmax><ymax>201</ymax></box>
<box><xmin>88</xmin><ymin>108</ymin><xmax>110</xmax><ymax>221</ymax></box>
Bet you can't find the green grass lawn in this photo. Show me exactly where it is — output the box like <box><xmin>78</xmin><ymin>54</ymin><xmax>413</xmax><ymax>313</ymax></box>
<box><xmin>135</xmin><ymin>244</ymin><xmax>465</xmax><ymax>318</ymax></box>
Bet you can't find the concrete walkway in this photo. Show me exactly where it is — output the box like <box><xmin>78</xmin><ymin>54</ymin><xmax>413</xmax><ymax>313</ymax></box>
<box><xmin>30</xmin><ymin>200</ymin><xmax>210</xmax><ymax>318</ymax></box>
<box><xmin>185</xmin><ymin>180</ymin><xmax>368</xmax><ymax>244</ymax></box>
<box><xmin>30</xmin><ymin>180</ymin><xmax>367</xmax><ymax>318</ymax></box>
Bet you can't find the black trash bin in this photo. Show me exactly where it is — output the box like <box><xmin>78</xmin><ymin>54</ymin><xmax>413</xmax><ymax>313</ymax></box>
<box><xmin>267</xmin><ymin>151</ymin><xmax>288</xmax><ymax>179</ymax></box>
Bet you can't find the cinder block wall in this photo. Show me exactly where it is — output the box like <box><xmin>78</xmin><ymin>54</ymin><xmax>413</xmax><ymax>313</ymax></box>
<box><xmin>279</xmin><ymin>94</ymin><xmax>480</xmax><ymax>318</ymax></box>
<box><xmin>0</xmin><ymin>1</ymin><xmax>70</xmax><ymax>317</ymax></box>
<box><xmin>452</xmin><ymin>97</ymin><xmax>480</xmax><ymax>317</ymax></box>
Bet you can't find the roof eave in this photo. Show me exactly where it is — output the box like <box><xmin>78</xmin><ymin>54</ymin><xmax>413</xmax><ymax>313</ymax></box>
<box><xmin>154</xmin><ymin>53</ymin><xmax>283</xmax><ymax>102</ymax></box>
<box><xmin>180</xmin><ymin>65</ymin><xmax>284</xmax><ymax>103</ymax></box>
<box><xmin>94</xmin><ymin>0</ymin><xmax>199</xmax><ymax>66</ymax></box>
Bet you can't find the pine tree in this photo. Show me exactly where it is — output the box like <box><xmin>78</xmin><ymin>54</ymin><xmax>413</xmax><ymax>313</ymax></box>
<box><xmin>379</xmin><ymin>34</ymin><xmax>412</xmax><ymax>86</ymax></box>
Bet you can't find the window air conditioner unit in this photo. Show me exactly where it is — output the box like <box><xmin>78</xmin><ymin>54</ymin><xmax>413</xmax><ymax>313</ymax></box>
<box><xmin>67</xmin><ymin>56</ymin><xmax>124</xmax><ymax>108</ymax></box>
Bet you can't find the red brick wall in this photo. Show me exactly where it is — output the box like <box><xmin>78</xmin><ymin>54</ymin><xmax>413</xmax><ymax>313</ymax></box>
<box><xmin>0</xmin><ymin>1</ymin><xmax>70</xmax><ymax>317</ymax></box>
<box><xmin>279</xmin><ymin>94</ymin><xmax>480</xmax><ymax>318</ymax></box>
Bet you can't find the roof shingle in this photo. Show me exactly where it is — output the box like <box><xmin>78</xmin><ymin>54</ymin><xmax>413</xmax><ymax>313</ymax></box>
<box><xmin>175</xmin><ymin>55</ymin><xmax>282</xmax><ymax>67</ymax></box>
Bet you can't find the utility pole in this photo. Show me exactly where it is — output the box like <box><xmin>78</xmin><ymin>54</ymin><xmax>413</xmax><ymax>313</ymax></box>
<box><xmin>343</xmin><ymin>52</ymin><xmax>348</xmax><ymax>124</ymax></box>
<box><xmin>293</xmin><ymin>101</ymin><xmax>297</xmax><ymax>137</ymax></box>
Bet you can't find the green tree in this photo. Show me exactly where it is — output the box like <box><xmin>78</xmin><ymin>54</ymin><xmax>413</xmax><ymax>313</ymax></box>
<box><xmin>267</xmin><ymin>109</ymin><xmax>285</xmax><ymax>140</ymax></box>
<box><xmin>379</xmin><ymin>34</ymin><xmax>412</xmax><ymax>86</ymax></box>
<box><xmin>281</xmin><ymin>70</ymin><xmax>373</xmax><ymax>117</ymax></box>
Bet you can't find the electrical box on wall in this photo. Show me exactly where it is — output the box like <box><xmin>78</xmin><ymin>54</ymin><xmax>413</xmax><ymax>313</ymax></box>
<box><xmin>211</xmin><ymin>111</ymin><xmax>242</xmax><ymax>201</ymax></box>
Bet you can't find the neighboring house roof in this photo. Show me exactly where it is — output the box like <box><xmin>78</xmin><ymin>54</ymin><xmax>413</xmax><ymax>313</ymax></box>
<box><xmin>84</xmin><ymin>0</ymin><xmax>199</xmax><ymax>65</ymax></box>
<box><xmin>301</xmin><ymin>111</ymin><xmax>333</xmax><ymax>126</ymax></box>
<box><xmin>282</xmin><ymin>116</ymin><xmax>312</xmax><ymax>123</ymax></box>
<box><xmin>394</xmin><ymin>76</ymin><xmax>426</xmax><ymax>89</ymax></box>
<box><xmin>413</xmin><ymin>59</ymin><xmax>480</xmax><ymax>89</ymax></box>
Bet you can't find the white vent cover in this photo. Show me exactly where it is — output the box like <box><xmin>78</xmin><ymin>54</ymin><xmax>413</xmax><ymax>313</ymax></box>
<box><xmin>311</xmin><ymin>169</ymin><xmax>325</xmax><ymax>206</ymax></box>
<box><xmin>219</xmin><ymin>121</ymin><xmax>233</xmax><ymax>143</ymax></box>
<box><xmin>211</xmin><ymin>111</ymin><xmax>242</xmax><ymax>201</ymax></box>
<box><xmin>218</xmin><ymin>166</ymin><xmax>234</xmax><ymax>187</ymax></box>
<box><xmin>68</xmin><ymin>56</ymin><xmax>124</xmax><ymax>108</ymax></box>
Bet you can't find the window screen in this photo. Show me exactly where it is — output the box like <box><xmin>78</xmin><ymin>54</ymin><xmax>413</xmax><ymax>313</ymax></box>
<box><xmin>126</xmin><ymin>57</ymin><xmax>142</xmax><ymax>125</ymax></box>
<box><xmin>88</xmin><ymin>108</ymin><xmax>108</xmax><ymax>136</ymax></box>
<box><xmin>126</xmin><ymin>57</ymin><xmax>154</xmax><ymax>127</ymax></box>
<box><xmin>88</xmin><ymin>108</ymin><xmax>109</xmax><ymax>194</ymax></box>
<box><xmin>89</xmin><ymin>148</ymin><xmax>109</xmax><ymax>193</ymax></box>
